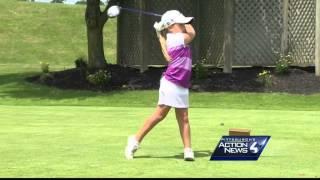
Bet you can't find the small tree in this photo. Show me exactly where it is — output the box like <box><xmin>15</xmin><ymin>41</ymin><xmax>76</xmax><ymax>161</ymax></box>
<box><xmin>85</xmin><ymin>0</ymin><xmax>118</xmax><ymax>69</ymax></box>
<box><xmin>51</xmin><ymin>0</ymin><xmax>64</xmax><ymax>3</ymax></box>
<box><xmin>77</xmin><ymin>0</ymin><xmax>105</xmax><ymax>5</ymax></box>
<box><xmin>75</xmin><ymin>0</ymin><xmax>87</xmax><ymax>5</ymax></box>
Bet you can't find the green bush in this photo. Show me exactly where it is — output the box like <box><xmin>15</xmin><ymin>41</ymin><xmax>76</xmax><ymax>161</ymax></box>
<box><xmin>86</xmin><ymin>69</ymin><xmax>111</xmax><ymax>86</ymax></box>
<box><xmin>257</xmin><ymin>70</ymin><xmax>273</xmax><ymax>88</ymax></box>
<box><xmin>275</xmin><ymin>53</ymin><xmax>293</xmax><ymax>75</ymax></box>
<box><xmin>39</xmin><ymin>73</ymin><xmax>54</xmax><ymax>84</ymax></box>
<box><xmin>40</xmin><ymin>61</ymin><xmax>49</xmax><ymax>73</ymax></box>
<box><xmin>75</xmin><ymin>57</ymin><xmax>88</xmax><ymax>69</ymax></box>
<box><xmin>51</xmin><ymin>0</ymin><xmax>64</xmax><ymax>3</ymax></box>
<box><xmin>194</xmin><ymin>59</ymin><xmax>209</xmax><ymax>80</ymax></box>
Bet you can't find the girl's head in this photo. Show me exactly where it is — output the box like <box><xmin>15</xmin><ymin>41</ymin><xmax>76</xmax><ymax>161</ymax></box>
<box><xmin>159</xmin><ymin>10</ymin><xmax>193</xmax><ymax>33</ymax></box>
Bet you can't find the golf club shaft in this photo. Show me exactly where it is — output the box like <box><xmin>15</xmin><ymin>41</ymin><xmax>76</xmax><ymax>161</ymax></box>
<box><xmin>121</xmin><ymin>7</ymin><xmax>162</xmax><ymax>17</ymax></box>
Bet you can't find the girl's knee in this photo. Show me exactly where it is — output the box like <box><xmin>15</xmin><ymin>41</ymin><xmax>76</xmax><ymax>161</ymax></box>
<box><xmin>156</xmin><ymin>113</ymin><xmax>167</xmax><ymax>121</ymax></box>
<box><xmin>154</xmin><ymin>106</ymin><xmax>170</xmax><ymax>122</ymax></box>
<box><xmin>152</xmin><ymin>112</ymin><xmax>168</xmax><ymax>122</ymax></box>
<box><xmin>182</xmin><ymin>116</ymin><xmax>189</xmax><ymax>124</ymax></box>
<box><xmin>178</xmin><ymin>114</ymin><xmax>189</xmax><ymax>124</ymax></box>
<box><xmin>175</xmin><ymin>109</ymin><xmax>189</xmax><ymax>123</ymax></box>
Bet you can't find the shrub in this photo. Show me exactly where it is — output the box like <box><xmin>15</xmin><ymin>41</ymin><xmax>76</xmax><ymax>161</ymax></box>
<box><xmin>86</xmin><ymin>69</ymin><xmax>111</xmax><ymax>87</ymax></box>
<box><xmin>40</xmin><ymin>61</ymin><xmax>49</xmax><ymax>73</ymax></box>
<box><xmin>194</xmin><ymin>59</ymin><xmax>209</xmax><ymax>80</ymax></box>
<box><xmin>39</xmin><ymin>73</ymin><xmax>54</xmax><ymax>84</ymax></box>
<box><xmin>51</xmin><ymin>0</ymin><xmax>64</xmax><ymax>3</ymax></box>
<box><xmin>257</xmin><ymin>70</ymin><xmax>272</xmax><ymax>88</ymax></box>
<box><xmin>75</xmin><ymin>57</ymin><xmax>88</xmax><ymax>69</ymax></box>
<box><xmin>275</xmin><ymin>53</ymin><xmax>293</xmax><ymax>75</ymax></box>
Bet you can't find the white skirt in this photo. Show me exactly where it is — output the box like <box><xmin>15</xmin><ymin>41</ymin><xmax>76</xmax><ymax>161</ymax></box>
<box><xmin>158</xmin><ymin>77</ymin><xmax>189</xmax><ymax>108</ymax></box>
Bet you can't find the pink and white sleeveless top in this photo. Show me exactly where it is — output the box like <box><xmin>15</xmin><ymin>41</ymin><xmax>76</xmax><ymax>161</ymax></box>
<box><xmin>163</xmin><ymin>33</ymin><xmax>192</xmax><ymax>88</ymax></box>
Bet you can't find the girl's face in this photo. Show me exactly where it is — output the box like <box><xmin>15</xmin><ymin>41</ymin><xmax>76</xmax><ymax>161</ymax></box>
<box><xmin>167</xmin><ymin>23</ymin><xmax>186</xmax><ymax>33</ymax></box>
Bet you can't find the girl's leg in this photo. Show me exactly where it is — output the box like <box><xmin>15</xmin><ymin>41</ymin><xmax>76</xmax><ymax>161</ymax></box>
<box><xmin>175</xmin><ymin>108</ymin><xmax>194</xmax><ymax>160</ymax></box>
<box><xmin>125</xmin><ymin>105</ymin><xmax>171</xmax><ymax>159</ymax></box>
<box><xmin>135</xmin><ymin>105</ymin><xmax>171</xmax><ymax>143</ymax></box>
<box><xmin>175</xmin><ymin>108</ymin><xmax>191</xmax><ymax>148</ymax></box>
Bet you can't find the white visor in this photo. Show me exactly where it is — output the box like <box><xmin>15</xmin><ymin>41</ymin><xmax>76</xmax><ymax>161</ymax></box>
<box><xmin>160</xmin><ymin>10</ymin><xmax>194</xmax><ymax>29</ymax></box>
<box><xmin>174</xmin><ymin>15</ymin><xmax>194</xmax><ymax>24</ymax></box>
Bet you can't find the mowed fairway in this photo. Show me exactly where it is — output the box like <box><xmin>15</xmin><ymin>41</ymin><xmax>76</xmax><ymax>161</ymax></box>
<box><xmin>0</xmin><ymin>105</ymin><xmax>320</xmax><ymax>177</ymax></box>
<box><xmin>0</xmin><ymin>0</ymin><xmax>320</xmax><ymax>178</ymax></box>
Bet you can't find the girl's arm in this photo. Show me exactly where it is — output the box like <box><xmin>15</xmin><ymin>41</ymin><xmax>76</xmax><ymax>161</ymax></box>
<box><xmin>156</xmin><ymin>31</ymin><xmax>171</xmax><ymax>62</ymax></box>
<box><xmin>183</xmin><ymin>24</ymin><xmax>196</xmax><ymax>45</ymax></box>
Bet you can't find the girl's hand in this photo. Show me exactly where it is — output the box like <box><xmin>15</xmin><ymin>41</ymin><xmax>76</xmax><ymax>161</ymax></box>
<box><xmin>154</xmin><ymin>22</ymin><xmax>163</xmax><ymax>32</ymax></box>
<box><xmin>184</xmin><ymin>24</ymin><xmax>196</xmax><ymax>44</ymax></box>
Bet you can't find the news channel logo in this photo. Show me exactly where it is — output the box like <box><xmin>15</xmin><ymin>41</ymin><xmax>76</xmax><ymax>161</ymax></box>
<box><xmin>210</xmin><ymin>136</ymin><xmax>271</xmax><ymax>161</ymax></box>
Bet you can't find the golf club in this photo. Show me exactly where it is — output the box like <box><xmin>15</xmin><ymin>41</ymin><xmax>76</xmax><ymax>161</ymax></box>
<box><xmin>108</xmin><ymin>5</ymin><xmax>162</xmax><ymax>18</ymax></box>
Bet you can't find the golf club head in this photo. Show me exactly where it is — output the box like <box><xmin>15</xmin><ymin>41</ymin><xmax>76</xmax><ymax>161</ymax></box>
<box><xmin>107</xmin><ymin>5</ymin><xmax>121</xmax><ymax>18</ymax></box>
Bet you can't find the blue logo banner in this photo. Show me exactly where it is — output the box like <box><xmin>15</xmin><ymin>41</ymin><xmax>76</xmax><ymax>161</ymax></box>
<box><xmin>210</xmin><ymin>136</ymin><xmax>271</xmax><ymax>161</ymax></box>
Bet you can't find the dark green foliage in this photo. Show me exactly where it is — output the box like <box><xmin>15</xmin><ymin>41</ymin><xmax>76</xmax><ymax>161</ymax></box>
<box><xmin>40</xmin><ymin>62</ymin><xmax>49</xmax><ymax>73</ymax></box>
<box><xmin>275</xmin><ymin>53</ymin><xmax>293</xmax><ymax>75</ymax></box>
<box><xmin>75</xmin><ymin>0</ymin><xmax>87</xmax><ymax>5</ymax></box>
<box><xmin>51</xmin><ymin>0</ymin><xmax>64</xmax><ymax>3</ymax></box>
<box><xmin>194</xmin><ymin>59</ymin><xmax>209</xmax><ymax>80</ymax></box>
<box><xmin>86</xmin><ymin>69</ymin><xmax>111</xmax><ymax>86</ymax></box>
<box><xmin>257</xmin><ymin>70</ymin><xmax>272</xmax><ymax>88</ymax></box>
<box><xmin>75</xmin><ymin>57</ymin><xmax>88</xmax><ymax>69</ymax></box>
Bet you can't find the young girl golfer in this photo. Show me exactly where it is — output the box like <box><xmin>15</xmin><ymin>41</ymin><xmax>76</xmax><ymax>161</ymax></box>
<box><xmin>125</xmin><ymin>10</ymin><xmax>196</xmax><ymax>161</ymax></box>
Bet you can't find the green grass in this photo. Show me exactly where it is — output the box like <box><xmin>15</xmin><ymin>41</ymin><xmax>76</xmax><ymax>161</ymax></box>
<box><xmin>0</xmin><ymin>105</ymin><xmax>319</xmax><ymax>177</ymax></box>
<box><xmin>0</xmin><ymin>0</ymin><xmax>320</xmax><ymax>178</ymax></box>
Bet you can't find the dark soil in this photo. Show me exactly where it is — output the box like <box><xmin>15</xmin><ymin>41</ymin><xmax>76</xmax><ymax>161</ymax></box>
<box><xmin>26</xmin><ymin>65</ymin><xmax>320</xmax><ymax>95</ymax></box>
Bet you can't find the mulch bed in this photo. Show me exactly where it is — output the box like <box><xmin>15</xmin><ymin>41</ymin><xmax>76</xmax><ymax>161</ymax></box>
<box><xmin>26</xmin><ymin>65</ymin><xmax>320</xmax><ymax>95</ymax></box>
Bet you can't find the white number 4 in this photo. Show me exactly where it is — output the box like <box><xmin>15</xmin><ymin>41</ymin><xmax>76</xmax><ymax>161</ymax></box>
<box><xmin>250</xmin><ymin>142</ymin><xmax>259</xmax><ymax>154</ymax></box>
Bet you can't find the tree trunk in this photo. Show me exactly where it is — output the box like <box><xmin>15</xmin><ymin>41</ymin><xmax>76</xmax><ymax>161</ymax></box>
<box><xmin>86</xmin><ymin>0</ymin><xmax>107</xmax><ymax>69</ymax></box>
<box><xmin>87</xmin><ymin>24</ymin><xmax>107</xmax><ymax>69</ymax></box>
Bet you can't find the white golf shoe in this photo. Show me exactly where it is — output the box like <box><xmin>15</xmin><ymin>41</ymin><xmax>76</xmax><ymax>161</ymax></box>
<box><xmin>184</xmin><ymin>148</ymin><xmax>195</xmax><ymax>161</ymax></box>
<box><xmin>125</xmin><ymin>135</ymin><xmax>140</xmax><ymax>160</ymax></box>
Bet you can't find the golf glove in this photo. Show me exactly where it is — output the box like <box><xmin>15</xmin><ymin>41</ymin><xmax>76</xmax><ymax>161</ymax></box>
<box><xmin>107</xmin><ymin>6</ymin><xmax>121</xmax><ymax>18</ymax></box>
<box><xmin>153</xmin><ymin>22</ymin><xmax>164</xmax><ymax>32</ymax></box>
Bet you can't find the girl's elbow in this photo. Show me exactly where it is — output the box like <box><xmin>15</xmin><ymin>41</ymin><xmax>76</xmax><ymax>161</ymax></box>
<box><xmin>190</xmin><ymin>32</ymin><xmax>196</xmax><ymax>41</ymax></box>
<box><xmin>192</xmin><ymin>32</ymin><xmax>196</xmax><ymax>39</ymax></box>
